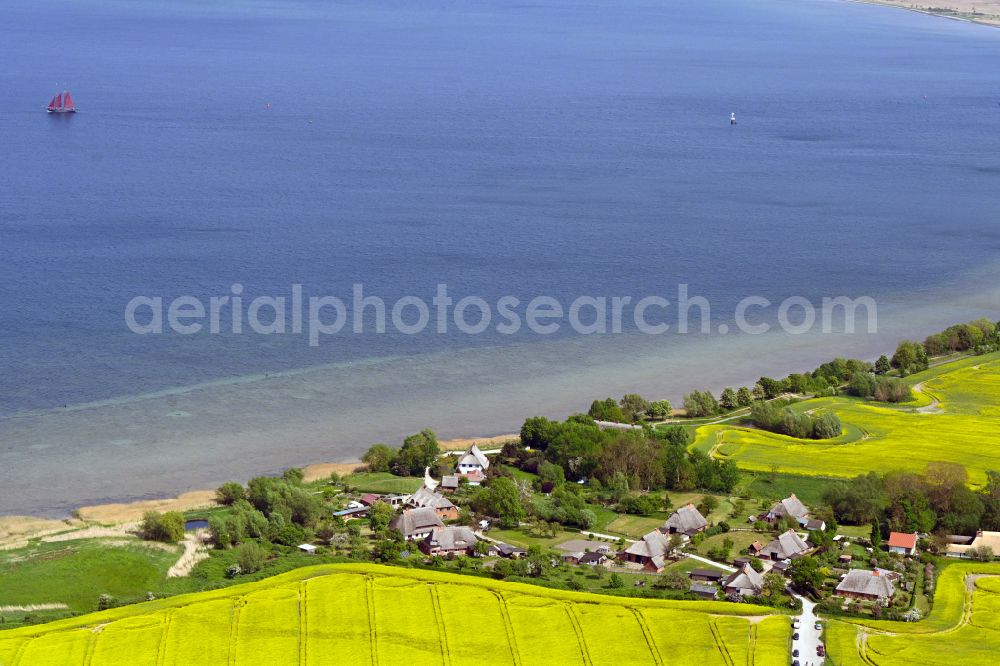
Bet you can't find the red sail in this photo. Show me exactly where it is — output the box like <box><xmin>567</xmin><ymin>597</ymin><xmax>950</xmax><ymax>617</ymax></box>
<box><xmin>51</xmin><ymin>93</ymin><xmax>63</xmax><ymax>109</ymax></box>
<box><xmin>62</xmin><ymin>91</ymin><xmax>75</xmax><ymax>110</ymax></box>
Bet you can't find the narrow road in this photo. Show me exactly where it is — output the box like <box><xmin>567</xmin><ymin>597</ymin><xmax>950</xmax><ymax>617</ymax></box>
<box><xmin>579</xmin><ymin>530</ymin><xmax>636</xmax><ymax>543</ymax></box>
<box><xmin>682</xmin><ymin>552</ymin><xmax>736</xmax><ymax>573</ymax></box>
<box><xmin>790</xmin><ymin>592</ymin><xmax>822</xmax><ymax>666</ymax></box>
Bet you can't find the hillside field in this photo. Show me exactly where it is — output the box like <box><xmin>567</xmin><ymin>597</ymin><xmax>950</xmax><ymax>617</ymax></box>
<box><xmin>694</xmin><ymin>354</ymin><xmax>1000</xmax><ymax>484</ymax></box>
<box><xmin>0</xmin><ymin>564</ymin><xmax>791</xmax><ymax>665</ymax></box>
<box><xmin>824</xmin><ymin>562</ymin><xmax>1000</xmax><ymax>665</ymax></box>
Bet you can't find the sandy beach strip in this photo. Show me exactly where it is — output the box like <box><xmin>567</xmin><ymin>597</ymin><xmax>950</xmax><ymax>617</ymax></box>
<box><xmin>0</xmin><ymin>433</ymin><xmax>518</xmax><ymax>545</ymax></box>
<box><xmin>850</xmin><ymin>0</ymin><xmax>1000</xmax><ymax>27</ymax></box>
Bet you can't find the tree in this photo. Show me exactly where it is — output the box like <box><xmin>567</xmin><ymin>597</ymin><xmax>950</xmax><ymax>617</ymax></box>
<box><xmin>874</xmin><ymin>355</ymin><xmax>891</xmax><ymax>375</ymax></box>
<box><xmin>620</xmin><ymin>393</ymin><xmax>650</xmax><ymax>422</ymax></box>
<box><xmin>139</xmin><ymin>511</ymin><xmax>185</xmax><ymax>543</ymax></box>
<box><xmin>698</xmin><ymin>495</ymin><xmax>719</xmax><ymax>517</ymax></box>
<box><xmin>371</xmin><ymin>530</ymin><xmax>405</xmax><ymax>563</ymax></box>
<box><xmin>870</xmin><ymin>519</ymin><xmax>883</xmax><ymax>549</ymax></box>
<box><xmin>719</xmin><ymin>387</ymin><xmax>738</xmax><ymax>411</ymax></box>
<box><xmin>520</xmin><ymin>416</ymin><xmax>556</xmax><ymax>450</ymax></box>
<box><xmin>588</xmin><ymin>398</ymin><xmax>625</xmax><ymax>422</ymax></box>
<box><xmin>476</xmin><ymin>477</ymin><xmax>525</xmax><ymax>528</ymax></box>
<box><xmin>788</xmin><ymin>557</ymin><xmax>823</xmax><ymax>596</ymax></box>
<box><xmin>762</xmin><ymin>572</ymin><xmax>786</xmax><ymax>600</ymax></box>
<box><xmin>736</xmin><ymin>387</ymin><xmax>753</xmax><ymax>407</ymax></box>
<box><xmin>646</xmin><ymin>400</ymin><xmax>672</xmax><ymax>420</ymax></box>
<box><xmin>756</xmin><ymin>377</ymin><xmax>785</xmax><ymax>399</ymax></box>
<box><xmin>282</xmin><ymin>467</ymin><xmax>304</xmax><ymax>485</ymax></box>
<box><xmin>362</xmin><ymin>444</ymin><xmax>397</xmax><ymax>473</ymax></box>
<box><xmin>662</xmin><ymin>492</ymin><xmax>673</xmax><ymax>513</ymax></box>
<box><xmin>393</xmin><ymin>429</ymin><xmax>440</xmax><ymax>476</ymax></box>
<box><xmin>654</xmin><ymin>570</ymin><xmax>688</xmax><ymax>590</ymax></box>
<box><xmin>891</xmin><ymin>341</ymin><xmax>928</xmax><ymax>376</ymax></box>
<box><xmin>368</xmin><ymin>501</ymin><xmax>393</xmax><ymax>535</ymax></box>
<box><xmin>215</xmin><ymin>481</ymin><xmax>245</xmax><ymax>505</ymax></box>
<box><xmin>607</xmin><ymin>573</ymin><xmax>625</xmax><ymax>589</ymax></box>
<box><xmin>683</xmin><ymin>390</ymin><xmax>720</xmax><ymax>418</ymax></box>
<box><xmin>236</xmin><ymin>542</ymin><xmax>267</xmax><ymax>573</ymax></box>
<box><xmin>812</xmin><ymin>412</ymin><xmax>842</xmax><ymax>439</ymax></box>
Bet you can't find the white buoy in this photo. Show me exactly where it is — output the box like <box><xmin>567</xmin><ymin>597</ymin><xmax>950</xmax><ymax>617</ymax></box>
<box><xmin>730</xmin><ymin>112</ymin><xmax>737</xmax><ymax>125</ymax></box>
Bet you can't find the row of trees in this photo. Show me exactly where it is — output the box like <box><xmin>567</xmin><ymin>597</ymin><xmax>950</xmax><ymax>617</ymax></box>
<box><xmin>823</xmin><ymin>462</ymin><xmax>1000</xmax><ymax>539</ymax></box>
<box><xmin>891</xmin><ymin>318</ymin><xmax>999</xmax><ymax>376</ymax></box>
<box><xmin>517</xmin><ymin>416</ymin><xmax>739</xmax><ymax>494</ymax></box>
<box><xmin>749</xmin><ymin>400</ymin><xmax>842</xmax><ymax>439</ymax></box>
<box><xmin>587</xmin><ymin>394</ymin><xmax>672</xmax><ymax>423</ymax></box>
<box><xmin>847</xmin><ymin>373</ymin><xmax>913</xmax><ymax>403</ymax></box>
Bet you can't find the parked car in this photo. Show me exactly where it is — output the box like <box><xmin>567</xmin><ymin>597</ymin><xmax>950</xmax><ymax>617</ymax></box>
<box><xmin>815</xmin><ymin>621</ymin><xmax>822</xmax><ymax>631</ymax></box>
<box><xmin>792</xmin><ymin>649</ymin><xmax>799</xmax><ymax>657</ymax></box>
<box><xmin>817</xmin><ymin>645</ymin><xmax>826</xmax><ymax>657</ymax></box>
<box><xmin>792</xmin><ymin>660</ymin><xmax>800</xmax><ymax>666</ymax></box>
<box><xmin>792</xmin><ymin>632</ymin><xmax>799</xmax><ymax>640</ymax></box>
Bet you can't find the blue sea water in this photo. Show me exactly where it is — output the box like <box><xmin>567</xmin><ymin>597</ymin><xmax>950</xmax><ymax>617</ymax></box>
<box><xmin>1</xmin><ymin>0</ymin><xmax>999</xmax><ymax>514</ymax></box>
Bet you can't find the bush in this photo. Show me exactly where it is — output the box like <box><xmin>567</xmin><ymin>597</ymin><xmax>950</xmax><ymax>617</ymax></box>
<box><xmin>236</xmin><ymin>542</ymin><xmax>268</xmax><ymax>574</ymax></box>
<box><xmin>139</xmin><ymin>511</ymin><xmax>185</xmax><ymax>543</ymax></box>
<box><xmin>215</xmin><ymin>481</ymin><xmax>245</xmax><ymax>505</ymax></box>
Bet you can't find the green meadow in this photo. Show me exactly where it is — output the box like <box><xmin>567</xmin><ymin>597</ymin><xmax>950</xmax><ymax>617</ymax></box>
<box><xmin>694</xmin><ymin>354</ymin><xmax>1000</xmax><ymax>484</ymax></box>
<box><xmin>0</xmin><ymin>564</ymin><xmax>791</xmax><ymax>666</ymax></box>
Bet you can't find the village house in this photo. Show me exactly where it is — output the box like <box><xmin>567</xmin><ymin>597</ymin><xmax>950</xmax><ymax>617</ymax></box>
<box><xmin>621</xmin><ymin>530</ymin><xmax>673</xmax><ymax>572</ymax></box>
<box><xmin>360</xmin><ymin>493</ymin><xmax>382</xmax><ymax>506</ymax></box>
<box><xmin>420</xmin><ymin>526</ymin><xmax>478</xmax><ymax>557</ymax></box>
<box><xmin>689</xmin><ymin>583</ymin><xmax>718</xmax><ymax>600</ymax></box>
<box><xmin>495</xmin><ymin>542</ymin><xmax>527</xmax><ymax>559</ymax></box>
<box><xmin>887</xmin><ymin>532</ymin><xmax>918</xmax><ymax>556</ymax></box>
<box><xmin>562</xmin><ymin>551</ymin><xmax>585</xmax><ymax>565</ymax></box>
<box><xmin>440</xmin><ymin>475</ymin><xmax>459</xmax><ymax>493</ymax></box>
<box><xmin>758</xmin><ymin>529</ymin><xmax>811</xmax><ymax>561</ymax></box>
<box><xmin>688</xmin><ymin>569</ymin><xmax>725</xmax><ymax>584</ymax></box>
<box><xmin>747</xmin><ymin>540</ymin><xmax>765</xmax><ymax>557</ymax></box>
<box><xmin>836</xmin><ymin>569</ymin><xmax>895</xmax><ymax>602</ymax></box>
<box><xmin>723</xmin><ymin>563</ymin><xmax>764</xmax><ymax>598</ymax></box>
<box><xmin>946</xmin><ymin>530</ymin><xmax>1000</xmax><ymax>558</ymax></box>
<box><xmin>390</xmin><ymin>508</ymin><xmax>444</xmax><ymax>541</ymax></box>
<box><xmin>579</xmin><ymin>551</ymin><xmax>608</xmax><ymax>566</ymax></box>
<box><xmin>765</xmin><ymin>494</ymin><xmax>811</xmax><ymax>525</ymax></box>
<box><xmin>663</xmin><ymin>504</ymin><xmax>708</xmax><ymax>536</ymax></box>
<box><xmin>406</xmin><ymin>486</ymin><xmax>460</xmax><ymax>521</ymax></box>
<box><xmin>455</xmin><ymin>444</ymin><xmax>490</xmax><ymax>484</ymax></box>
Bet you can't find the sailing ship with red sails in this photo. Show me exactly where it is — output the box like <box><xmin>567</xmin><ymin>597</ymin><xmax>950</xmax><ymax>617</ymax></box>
<box><xmin>46</xmin><ymin>91</ymin><xmax>77</xmax><ymax>114</ymax></box>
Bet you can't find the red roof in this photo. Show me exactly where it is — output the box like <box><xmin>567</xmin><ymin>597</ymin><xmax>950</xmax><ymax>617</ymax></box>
<box><xmin>888</xmin><ymin>532</ymin><xmax>917</xmax><ymax>549</ymax></box>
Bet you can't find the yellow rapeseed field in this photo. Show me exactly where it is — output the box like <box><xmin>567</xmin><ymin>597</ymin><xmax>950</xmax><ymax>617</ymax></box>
<box><xmin>826</xmin><ymin>562</ymin><xmax>1000</xmax><ymax>665</ymax></box>
<box><xmin>0</xmin><ymin>564</ymin><xmax>789</xmax><ymax>665</ymax></box>
<box><xmin>695</xmin><ymin>355</ymin><xmax>1000</xmax><ymax>484</ymax></box>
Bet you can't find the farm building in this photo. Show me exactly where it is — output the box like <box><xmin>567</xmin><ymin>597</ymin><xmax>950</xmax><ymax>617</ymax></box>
<box><xmin>420</xmin><ymin>526</ymin><xmax>478</xmax><ymax>556</ymax></box>
<box><xmin>440</xmin><ymin>475</ymin><xmax>459</xmax><ymax>493</ymax></box>
<box><xmin>766</xmin><ymin>494</ymin><xmax>809</xmax><ymax>524</ymax></box>
<box><xmin>621</xmin><ymin>530</ymin><xmax>672</xmax><ymax>572</ymax></box>
<box><xmin>688</xmin><ymin>569</ymin><xmax>725</xmax><ymax>583</ymax></box>
<box><xmin>455</xmin><ymin>444</ymin><xmax>490</xmax><ymax>483</ymax></box>
<box><xmin>406</xmin><ymin>486</ymin><xmax>459</xmax><ymax>520</ymax></box>
<box><xmin>495</xmin><ymin>542</ymin><xmax>526</xmax><ymax>559</ymax></box>
<box><xmin>663</xmin><ymin>504</ymin><xmax>708</xmax><ymax>536</ymax></box>
<box><xmin>723</xmin><ymin>563</ymin><xmax>764</xmax><ymax>598</ymax></box>
<box><xmin>689</xmin><ymin>583</ymin><xmax>718</xmax><ymax>600</ymax></box>
<box><xmin>758</xmin><ymin>529</ymin><xmax>811</xmax><ymax>561</ymax></box>
<box><xmin>836</xmin><ymin>569</ymin><xmax>895</xmax><ymax>602</ymax></box>
<box><xmin>579</xmin><ymin>552</ymin><xmax>608</xmax><ymax>566</ymax></box>
<box><xmin>390</xmin><ymin>508</ymin><xmax>444</xmax><ymax>541</ymax></box>
<box><xmin>946</xmin><ymin>530</ymin><xmax>1000</xmax><ymax>558</ymax></box>
<box><xmin>887</xmin><ymin>532</ymin><xmax>918</xmax><ymax>556</ymax></box>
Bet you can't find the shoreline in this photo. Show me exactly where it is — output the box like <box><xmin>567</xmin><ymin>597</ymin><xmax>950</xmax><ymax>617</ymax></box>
<box><xmin>847</xmin><ymin>0</ymin><xmax>1000</xmax><ymax>28</ymax></box>
<box><xmin>0</xmin><ymin>433</ymin><xmax>517</xmax><ymax>545</ymax></box>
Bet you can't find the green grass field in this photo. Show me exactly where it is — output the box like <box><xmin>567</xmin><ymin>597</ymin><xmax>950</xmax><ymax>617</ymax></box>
<box><xmin>825</xmin><ymin>562</ymin><xmax>1000</xmax><ymax>665</ymax></box>
<box><xmin>0</xmin><ymin>564</ymin><xmax>789</xmax><ymax>665</ymax></box>
<box><xmin>343</xmin><ymin>472</ymin><xmax>424</xmax><ymax>494</ymax></box>
<box><xmin>695</xmin><ymin>354</ymin><xmax>1000</xmax><ymax>484</ymax></box>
